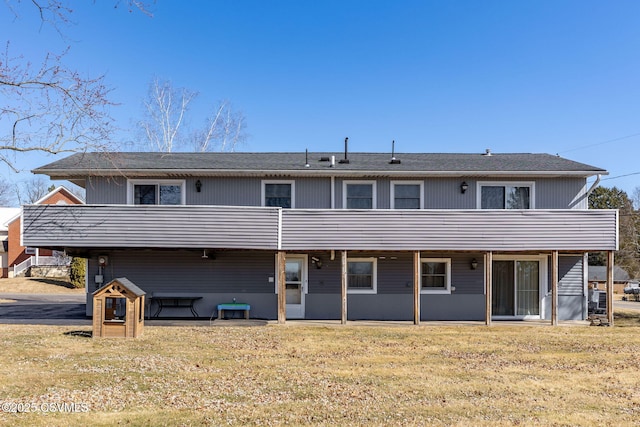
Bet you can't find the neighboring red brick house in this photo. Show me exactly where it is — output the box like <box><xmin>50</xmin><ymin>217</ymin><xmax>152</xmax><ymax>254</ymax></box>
<box><xmin>1</xmin><ymin>208</ymin><xmax>21</xmax><ymax>278</ymax></box>
<box><xmin>5</xmin><ymin>187</ymin><xmax>83</xmax><ymax>277</ymax></box>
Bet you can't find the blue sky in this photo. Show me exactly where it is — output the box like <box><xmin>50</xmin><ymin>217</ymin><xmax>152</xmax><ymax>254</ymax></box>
<box><xmin>3</xmin><ymin>0</ymin><xmax>640</xmax><ymax>198</ymax></box>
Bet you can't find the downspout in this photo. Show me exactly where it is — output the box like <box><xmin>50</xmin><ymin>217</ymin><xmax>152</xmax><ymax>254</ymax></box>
<box><xmin>586</xmin><ymin>174</ymin><xmax>601</xmax><ymax>197</ymax></box>
<box><xmin>584</xmin><ymin>173</ymin><xmax>602</xmax><ymax>321</ymax></box>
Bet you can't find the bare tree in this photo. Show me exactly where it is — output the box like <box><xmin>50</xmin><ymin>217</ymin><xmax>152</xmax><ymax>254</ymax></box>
<box><xmin>632</xmin><ymin>186</ymin><xmax>640</xmax><ymax>210</ymax></box>
<box><xmin>15</xmin><ymin>176</ymin><xmax>51</xmax><ymax>205</ymax></box>
<box><xmin>195</xmin><ymin>100</ymin><xmax>247</xmax><ymax>152</ymax></box>
<box><xmin>0</xmin><ymin>1</ymin><xmax>151</xmax><ymax>172</ymax></box>
<box><xmin>139</xmin><ymin>78</ymin><xmax>248</xmax><ymax>153</ymax></box>
<box><xmin>0</xmin><ymin>179</ymin><xmax>13</xmax><ymax>206</ymax></box>
<box><xmin>139</xmin><ymin>78</ymin><xmax>197</xmax><ymax>152</ymax></box>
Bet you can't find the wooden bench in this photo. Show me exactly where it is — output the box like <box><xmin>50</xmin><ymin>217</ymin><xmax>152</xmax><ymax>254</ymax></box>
<box><xmin>216</xmin><ymin>303</ymin><xmax>251</xmax><ymax>320</ymax></box>
<box><xmin>151</xmin><ymin>293</ymin><xmax>202</xmax><ymax>317</ymax></box>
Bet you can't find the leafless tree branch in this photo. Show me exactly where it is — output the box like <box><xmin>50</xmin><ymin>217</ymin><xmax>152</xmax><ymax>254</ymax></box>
<box><xmin>139</xmin><ymin>77</ymin><xmax>198</xmax><ymax>152</ymax></box>
<box><xmin>1</xmin><ymin>1</ymin><xmax>153</xmax><ymax>172</ymax></box>
<box><xmin>194</xmin><ymin>100</ymin><xmax>247</xmax><ymax>152</ymax></box>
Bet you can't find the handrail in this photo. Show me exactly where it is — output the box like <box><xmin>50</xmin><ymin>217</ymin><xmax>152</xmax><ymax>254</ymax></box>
<box><xmin>12</xmin><ymin>256</ymin><xmax>34</xmax><ymax>277</ymax></box>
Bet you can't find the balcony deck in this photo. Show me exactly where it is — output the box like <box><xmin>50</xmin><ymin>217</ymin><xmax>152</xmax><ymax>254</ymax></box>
<box><xmin>22</xmin><ymin>204</ymin><xmax>618</xmax><ymax>252</ymax></box>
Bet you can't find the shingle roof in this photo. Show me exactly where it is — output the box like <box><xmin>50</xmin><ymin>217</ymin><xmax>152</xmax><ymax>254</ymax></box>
<box><xmin>92</xmin><ymin>277</ymin><xmax>146</xmax><ymax>297</ymax></box>
<box><xmin>33</xmin><ymin>151</ymin><xmax>607</xmax><ymax>179</ymax></box>
<box><xmin>588</xmin><ymin>265</ymin><xmax>630</xmax><ymax>282</ymax></box>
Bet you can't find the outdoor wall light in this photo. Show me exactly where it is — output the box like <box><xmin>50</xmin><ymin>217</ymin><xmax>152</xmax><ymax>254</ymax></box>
<box><xmin>460</xmin><ymin>181</ymin><xmax>469</xmax><ymax>194</ymax></box>
<box><xmin>195</xmin><ymin>180</ymin><xmax>202</xmax><ymax>192</ymax></box>
<box><xmin>470</xmin><ymin>258</ymin><xmax>478</xmax><ymax>270</ymax></box>
<box><xmin>311</xmin><ymin>256</ymin><xmax>323</xmax><ymax>269</ymax></box>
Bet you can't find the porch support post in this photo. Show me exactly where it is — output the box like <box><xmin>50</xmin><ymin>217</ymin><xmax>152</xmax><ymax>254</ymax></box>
<box><xmin>607</xmin><ymin>250</ymin><xmax>614</xmax><ymax>326</ymax></box>
<box><xmin>485</xmin><ymin>251</ymin><xmax>492</xmax><ymax>326</ymax></box>
<box><xmin>277</xmin><ymin>251</ymin><xmax>286</xmax><ymax>324</ymax></box>
<box><xmin>413</xmin><ymin>251</ymin><xmax>421</xmax><ymax>325</ymax></box>
<box><xmin>341</xmin><ymin>250</ymin><xmax>347</xmax><ymax>325</ymax></box>
<box><xmin>551</xmin><ymin>250</ymin><xmax>559</xmax><ymax>326</ymax></box>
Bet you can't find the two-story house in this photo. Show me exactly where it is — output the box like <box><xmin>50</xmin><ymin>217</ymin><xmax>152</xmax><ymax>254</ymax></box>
<box><xmin>21</xmin><ymin>150</ymin><xmax>618</xmax><ymax>323</ymax></box>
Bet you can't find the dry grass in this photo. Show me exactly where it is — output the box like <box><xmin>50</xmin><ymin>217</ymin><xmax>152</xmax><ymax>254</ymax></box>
<box><xmin>0</xmin><ymin>278</ymin><xmax>83</xmax><ymax>294</ymax></box>
<box><xmin>1</xmin><ymin>322</ymin><xmax>639</xmax><ymax>426</ymax></box>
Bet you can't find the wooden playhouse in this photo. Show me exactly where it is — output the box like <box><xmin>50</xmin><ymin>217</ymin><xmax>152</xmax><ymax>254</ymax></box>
<box><xmin>92</xmin><ymin>277</ymin><xmax>146</xmax><ymax>338</ymax></box>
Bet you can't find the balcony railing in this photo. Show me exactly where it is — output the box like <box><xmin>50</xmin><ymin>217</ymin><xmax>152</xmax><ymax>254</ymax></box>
<box><xmin>22</xmin><ymin>204</ymin><xmax>618</xmax><ymax>252</ymax></box>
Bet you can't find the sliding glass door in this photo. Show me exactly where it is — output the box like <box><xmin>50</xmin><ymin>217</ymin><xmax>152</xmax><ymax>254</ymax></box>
<box><xmin>492</xmin><ymin>258</ymin><xmax>542</xmax><ymax>318</ymax></box>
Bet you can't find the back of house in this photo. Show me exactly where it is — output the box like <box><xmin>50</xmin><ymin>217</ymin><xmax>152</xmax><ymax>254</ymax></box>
<box><xmin>21</xmin><ymin>150</ymin><xmax>618</xmax><ymax>322</ymax></box>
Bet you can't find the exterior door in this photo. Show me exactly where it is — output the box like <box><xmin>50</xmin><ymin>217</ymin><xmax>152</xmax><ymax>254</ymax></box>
<box><xmin>492</xmin><ymin>257</ymin><xmax>544</xmax><ymax>319</ymax></box>
<box><xmin>285</xmin><ymin>255</ymin><xmax>307</xmax><ymax>319</ymax></box>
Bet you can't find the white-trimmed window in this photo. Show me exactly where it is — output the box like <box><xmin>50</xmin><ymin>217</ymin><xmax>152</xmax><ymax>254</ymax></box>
<box><xmin>128</xmin><ymin>180</ymin><xmax>185</xmax><ymax>205</ymax></box>
<box><xmin>391</xmin><ymin>181</ymin><xmax>424</xmax><ymax>209</ymax></box>
<box><xmin>347</xmin><ymin>257</ymin><xmax>377</xmax><ymax>294</ymax></box>
<box><xmin>343</xmin><ymin>181</ymin><xmax>376</xmax><ymax>209</ymax></box>
<box><xmin>477</xmin><ymin>182</ymin><xmax>534</xmax><ymax>209</ymax></box>
<box><xmin>262</xmin><ymin>180</ymin><xmax>295</xmax><ymax>208</ymax></box>
<box><xmin>420</xmin><ymin>258</ymin><xmax>451</xmax><ymax>294</ymax></box>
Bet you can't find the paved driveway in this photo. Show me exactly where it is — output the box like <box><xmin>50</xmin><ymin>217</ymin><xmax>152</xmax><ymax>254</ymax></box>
<box><xmin>616</xmin><ymin>299</ymin><xmax>640</xmax><ymax>312</ymax></box>
<box><xmin>0</xmin><ymin>293</ymin><xmax>89</xmax><ymax>325</ymax></box>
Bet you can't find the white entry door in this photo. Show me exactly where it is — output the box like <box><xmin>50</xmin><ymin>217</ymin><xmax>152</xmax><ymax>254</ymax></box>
<box><xmin>285</xmin><ymin>255</ymin><xmax>307</xmax><ymax>319</ymax></box>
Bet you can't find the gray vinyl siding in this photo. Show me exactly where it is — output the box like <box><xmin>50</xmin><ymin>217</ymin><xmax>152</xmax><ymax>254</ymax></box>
<box><xmin>307</xmin><ymin>252</ymin><xmax>341</xmax><ymax>294</ymax></box>
<box><xmin>558</xmin><ymin>255</ymin><xmax>584</xmax><ymax>296</ymax></box>
<box><xmin>23</xmin><ymin>204</ymin><xmax>280</xmax><ymax>250</ymax></box>
<box><xmin>424</xmin><ymin>178</ymin><xmax>588</xmax><ymax>210</ymax></box>
<box><xmin>190</xmin><ymin>178</ymin><xmax>260</xmax><ymax>206</ymax></box>
<box><xmin>306</xmin><ymin>252</ymin><xmax>485</xmax><ymax>295</ymax></box>
<box><xmin>376</xmin><ymin>253</ymin><xmax>412</xmax><ymax>293</ymax></box>
<box><xmin>85</xmin><ymin>176</ymin><xmax>127</xmax><ymax>204</ymax></box>
<box><xmin>542</xmin><ymin>295</ymin><xmax>585</xmax><ymax>321</ymax></box>
<box><xmin>281</xmin><ymin>209</ymin><xmax>618</xmax><ymax>251</ymax></box>
<box><xmin>451</xmin><ymin>256</ymin><xmax>485</xmax><ymax>294</ymax></box>
<box><xmin>87</xmin><ymin>250</ymin><xmax>276</xmax><ymax>294</ymax></box>
<box><xmin>335</xmin><ymin>179</ymin><xmax>343</xmax><ymax>209</ymax></box>
<box><xmin>377</xmin><ymin>179</ymin><xmax>391</xmax><ymax>209</ymax></box>
<box><xmin>425</xmin><ymin>178</ymin><xmax>474</xmax><ymax>209</ymax></box>
<box><xmin>295</xmin><ymin>178</ymin><xmax>332</xmax><ymax>208</ymax></box>
<box><xmin>305</xmin><ymin>294</ymin><xmax>486</xmax><ymax>321</ymax></box>
<box><xmin>85</xmin><ymin>250</ymin><xmax>278</xmax><ymax>319</ymax></box>
<box><xmin>536</xmin><ymin>178</ymin><xmax>589</xmax><ymax>209</ymax></box>
<box><xmin>23</xmin><ymin>205</ymin><xmax>618</xmax><ymax>252</ymax></box>
<box><xmin>422</xmin><ymin>294</ymin><xmax>486</xmax><ymax>320</ymax></box>
<box><xmin>84</xmin><ymin>176</ymin><xmax>590</xmax><ymax>210</ymax></box>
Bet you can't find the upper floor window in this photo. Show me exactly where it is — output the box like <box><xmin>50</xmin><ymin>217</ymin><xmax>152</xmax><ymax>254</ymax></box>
<box><xmin>391</xmin><ymin>181</ymin><xmax>423</xmax><ymax>209</ymax></box>
<box><xmin>262</xmin><ymin>181</ymin><xmax>294</xmax><ymax>208</ymax></box>
<box><xmin>347</xmin><ymin>257</ymin><xmax>377</xmax><ymax>294</ymax></box>
<box><xmin>478</xmin><ymin>182</ymin><xmax>534</xmax><ymax>209</ymax></box>
<box><xmin>128</xmin><ymin>180</ymin><xmax>185</xmax><ymax>205</ymax></box>
<box><xmin>343</xmin><ymin>181</ymin><xmax>376</xmax><ymax>209</ymax></box>
<box><xmin>421</xmin><ymin>258</ymin><xmax>451</xmax><ymax>294</ymax></box>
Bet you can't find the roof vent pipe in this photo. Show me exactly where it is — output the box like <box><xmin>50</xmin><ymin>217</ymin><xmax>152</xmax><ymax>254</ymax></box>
<box><xmin>389</xmin><ymin>140</ymin><xmax>401</xmax><ymax>164</ymax></box>
<box><xmin>339</xmin><ymin>137</ymin><xmax>350</xmax><ymax>164</ymax></box>
<box><xmin>330</xmin><ymin>155</ymin><xmax>335</xmax><ymax>167</ymax></box>
<box><xmin>305</xmin><ymin>149</ymin><xmax>310</xmax><ymax>168</ymax></box>
<box><xmin>483</xmin><ymin>148</ymin><xmax>492</xmax><ymax>156</ymax></box>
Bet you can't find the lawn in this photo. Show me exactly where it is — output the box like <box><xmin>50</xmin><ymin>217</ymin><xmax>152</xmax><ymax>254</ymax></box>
<box><xmin>1</xmin><ymin>320</ymin><xmax>639</xmax><ymax>426</ymax></box>
<box><xmin>0</xmin><ymin>277</ymin><xmax>83</xmax><ymax>294</ymax></box>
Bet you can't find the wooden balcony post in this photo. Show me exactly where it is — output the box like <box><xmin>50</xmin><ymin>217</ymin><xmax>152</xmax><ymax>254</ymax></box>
<box><xmin>277</xmin><ymin>251</ymin><xmax>286</xmax><ymax>324</ymax></box>
<box><xmin>551</xmin><ymin>250</ymin><xmax>559</xmax><ymax>326</ymax></box>
<box><xmin>485</xmin><ymin>251</ymin><xmax>492</xmax><ymax>326</ymax></box>
<box><xmin>341</xmin><ymin>250</ymin><xmax>348</xmax><ymax>325</ymax></box>
<box><xmin>607</xmin><ymin>250</ymin><xmax>614</xmax><ymax>326</ymax></box>
<box><xmin>413</xmin><ymin>251</ymin><xmax>421</xmax><ymax>325</ymax></box>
